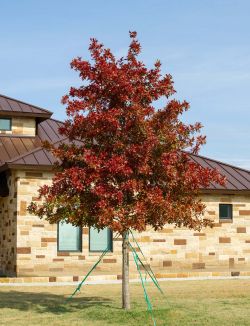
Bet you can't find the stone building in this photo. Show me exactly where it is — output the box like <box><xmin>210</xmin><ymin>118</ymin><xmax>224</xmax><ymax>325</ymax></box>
<box><xmin>0</xmin><ymin>93</ymin><xmax>250</xmax><ymax>282</ymax></box>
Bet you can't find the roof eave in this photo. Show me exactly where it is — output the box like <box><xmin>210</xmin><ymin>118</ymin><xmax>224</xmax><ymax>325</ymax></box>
<box><xmin>1</xmin><ymin>162</ymin><xmax>250</xmax><ymax>195</ymax></box>
<box><xmin>0</xmin><ymin>111</ymin><xmax>52</xmax><ymax>119</ymax></box>
<box><xmin>200</xmin><ymin>188</ymin><xmax>250</xmax><ymax>195</ymax></box>
<box><xmin>0</xmin><ymin>163</ymin><xmax>54</xmax><ymax>173</ymax></box>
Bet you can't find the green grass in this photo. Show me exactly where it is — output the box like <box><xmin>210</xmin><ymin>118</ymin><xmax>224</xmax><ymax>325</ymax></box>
<box><xmin>0</xmin><ymin>279</ymin><xmax>250</xmax><ymax>325</ymax></box>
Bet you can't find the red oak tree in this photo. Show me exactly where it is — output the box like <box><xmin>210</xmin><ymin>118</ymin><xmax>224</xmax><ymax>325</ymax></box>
<box><xmin>28</xmin><ymin>32</ymin><xmax>225</xmax><ymax>309</ymax></box>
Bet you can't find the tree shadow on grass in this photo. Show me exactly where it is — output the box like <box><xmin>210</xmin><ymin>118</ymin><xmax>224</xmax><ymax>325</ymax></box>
<box><xmin>0</xmin><ymin>290</ymin><xmax>170</xmax><ymax>325</ymax></box>
<box><xmin>0</xmin><ymin>290</ymin><xmax>113</xmax><ymax>314</ymax></box>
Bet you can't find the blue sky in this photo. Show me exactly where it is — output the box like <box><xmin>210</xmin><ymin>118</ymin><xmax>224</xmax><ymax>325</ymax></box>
<box><xmin>1</xmin><ymin>0</ymin><xmax>250</xmax><ymax>168</ymax></box>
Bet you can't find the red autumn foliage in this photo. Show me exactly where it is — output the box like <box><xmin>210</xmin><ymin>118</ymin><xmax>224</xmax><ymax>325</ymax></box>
<box><xmin>28</xmin><ymin>32</ymin><xmax>225</xmax><ymax>233</ymax></box>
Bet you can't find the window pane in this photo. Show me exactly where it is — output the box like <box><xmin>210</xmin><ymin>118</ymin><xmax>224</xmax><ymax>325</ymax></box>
<box><xmin>219</xmin><ymin>204</ymin><xmax>232</xmax><ymax>219</ymax></box>
<box><xmin>89</xmin><ymin>227</ymin><xmax>112</xmax><ymax>252</ymax></box>
<box><xmin>0</xmin><ymin>118</ymin><xmax>11</xmax><ymax>131</ymax></box>
<box><xmin>58</xmin><ymin>222</ymin><xmax>81</xmax><ymax>251</ymax></box>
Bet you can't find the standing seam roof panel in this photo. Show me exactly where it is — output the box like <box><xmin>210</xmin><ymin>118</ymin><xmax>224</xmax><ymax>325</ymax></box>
<box><xmin>190</xmin><ymin>155</ymin><xmax>218</xmax><ymax>189</ymax></box>
<box><xmin>0</xmin><ymin>94</ymin><xmax>52</xmax><ymax>116</ymax></box>
<box><xmin>2</xmin><ymin>138</ymin><xmax>19</xmax><ymax>159</ymax></box>
<box><xmin>233</xmin><ymin>169</ymin><xmax>250</xmax><ymax>184</ymax></box>
<box><xmin>204</xmin><ymin>159</ymin><xmax>242</xmax><ymax>190</ymax></box>
<box><xmin>7</xmin><ymin>99</ymin><xmax>22</xmax><ymax>112</ymax></box>
<box><xmin>34</xmin><ymin>149</ymin><xmax>53</xmax><ymax>165</ymax></box>
<box><xmin>10</xmin><ymin>138</ymin><xmax>23</xmax><ymax>156</ymax></box>
<box><xmin>23</xmin><ymin>153</ymin><xmax>39</xmax><ymax>165</ymax></box>
<box><xmin>0</xmin><ymin>97</ymin><xmax>12</xmax><ymax>112</ymax></box>
<box><xmin>18</xmin><ymin>102</ymin><xmax>34</xmax><ymax>113</ymax></box>
<box><xmin>217</xmin><ymin>164</ymin><xmax>250</xmax><ymax>190</ymax></box>
<box><xmin>46</xmin><ymin>119</ymin><xmax>63</xmax><ymax>141</ymax></box>
<box><xmin>0</xmin><ymin>139</ymin><xmax>11</xmax><ymax>162</ymax></box>
<box><xmin>43</xmin><ymin>120</ymin><xmax>61</xmax><ymax>143</ymax></box>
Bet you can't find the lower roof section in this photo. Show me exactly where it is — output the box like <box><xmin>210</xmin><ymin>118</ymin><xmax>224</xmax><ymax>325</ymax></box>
<box><xmin>0</xmin><ymin>115</ymin><xmax>249</xmax><ymax>192</ymax></box>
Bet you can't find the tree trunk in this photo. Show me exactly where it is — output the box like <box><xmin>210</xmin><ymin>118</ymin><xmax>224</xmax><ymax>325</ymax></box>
<box><xmin>122</xmin><ymin>230</ymin><xmax>130</xmax><ymax>310</ymax></box>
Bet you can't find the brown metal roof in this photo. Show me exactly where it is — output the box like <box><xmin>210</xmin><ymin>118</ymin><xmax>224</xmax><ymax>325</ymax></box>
<box><xmin>5</xmin><ymin>137</ymin><xmax>81</xmax><ymax>168</ymax></box>
<box><xmin>0</xmin><ymin>94</ymin><xmax>52</xmax><ymax>118</ymax></box>
<box><xmin>0</xmin><ymin>118</ymin><xmax>64</xmax><ymax>170</ymax></box>
<box><xmin>2</xmin><ymin>140</ymin><xmax>250</xmax><ymax>191</ymax></box>
<box><xmin>189</xmin><ymin>153</ymin><xmax>250</xmax><ymax>191</ymax></box>
<box><xmin>37</xmin><ymin>118</ymin><xmax>64</xmax><ymax>143</ymax></box>
<box><xmin>0</xmin><ymin>136</ymin><xmax>41</xmax><ymax>165</ymax></box>
<box><xmin>7</xmin><ymin>145</ymin><xmax>58</xmax><ymax>166</ymax></box>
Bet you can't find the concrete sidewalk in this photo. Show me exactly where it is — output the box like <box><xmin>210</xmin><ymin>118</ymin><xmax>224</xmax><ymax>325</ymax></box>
<box><xmin>1</xmin><ymin>275</ymin><xmax>250</xmax><ymax>287</ymax></box>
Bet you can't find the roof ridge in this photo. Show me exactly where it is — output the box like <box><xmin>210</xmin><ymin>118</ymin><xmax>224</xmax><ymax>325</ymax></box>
<box><xmin>190</xmin><ymin>152</ymin><xmax>250</xmax><ymax>174</ymax></box>
<box><xmin>0</xmin><ymin>93</ymin><xmax>52</xmax><ymax>115</ymax></box>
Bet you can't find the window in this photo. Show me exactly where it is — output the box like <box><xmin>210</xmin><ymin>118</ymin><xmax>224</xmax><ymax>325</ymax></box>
<box><xmin>219</xmin><ymin>204</ymin><xmax>233</xmax><ymax>220</ymax></box>
<box><xmin>89</xmin><ymin>227</ymin><xmax>112</xmax><ymax>252</ymax></box>
<box><xmin>0</xmin><ymin>118</ymin><xmax>11</xmax><ymax>131</ymax></box>
<box><xmin>57</xmin><ymin>222</ymin><xmax>82</xmax><ymax>251</ymax></box>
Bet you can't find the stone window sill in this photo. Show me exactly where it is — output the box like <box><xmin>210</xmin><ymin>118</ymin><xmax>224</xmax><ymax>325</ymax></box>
<box><xmin>219</xmin><ymin>219</ymin><xmax>233</xmax><ymax>223</ymax></box>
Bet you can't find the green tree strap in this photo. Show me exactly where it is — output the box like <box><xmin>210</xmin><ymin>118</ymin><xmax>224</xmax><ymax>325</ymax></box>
<box><xmin>66</xmin><ymin>231</ymin><xmax>167</xmax><ymax>325</ymax></box>
<box><xmin>129</xmin><ymin>230</ymin><xmax>164</xmax><ymax>295</ymax></box>
<box><xmin>67</xmin><ymin>233</ymin><xmax>119</xmax><ymax>301</ymax></box>
<box><xmin>130</xmin><ymin>241</ymin><xmax>156</xmax><ymax>326</ymax></box>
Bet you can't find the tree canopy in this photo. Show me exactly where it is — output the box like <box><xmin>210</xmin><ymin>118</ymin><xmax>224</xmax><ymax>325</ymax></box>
<box><xmin>28</xmin><ymin>31</ymin><xmax>225</xmax><ymax>233</ymax></box>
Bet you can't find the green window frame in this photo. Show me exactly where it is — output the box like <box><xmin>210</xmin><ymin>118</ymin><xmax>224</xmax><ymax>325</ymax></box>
<box><xmin>219</xmin><ymin>204</ymin><xmax>233</xmax><ymax>220</ymax></box>
<box><xmin>57</xmin><ymin>222</ymin><xmax>82</xmax><ymax>252</ymax></box>
<box><xmin>0</xmin><ymin>118</ymin><xmax>11</xmax><ymax>131</ymax></box>
<box><xmin>89</xmin><ymin>227</ymin><xmax>113</xmax><ymax>252</ymax></box>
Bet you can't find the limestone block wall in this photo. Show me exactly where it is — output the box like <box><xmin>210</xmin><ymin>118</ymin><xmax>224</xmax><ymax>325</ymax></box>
<box><xmin>0</xmin><ymin>172</ymin><xmax>17</xmax><ymax>276</ymax></box>
<box><xmin>131</xmin><ymin>193</ymin><xmax>250</xmax><ymax>274</ymax></box>
<box><xmin>14</xmin><ymin>169</ymin><xmax>250</xmax><ymax>277</ymax></box>
<box><xmin>0</xmin><ymin>117</ymin><xmax>36</xmax><ymax>136</ymax></box>
<box><xmin>15</xmin><ymin>170</ymin><xmax>118</xmax><ymax>277</ymax></box>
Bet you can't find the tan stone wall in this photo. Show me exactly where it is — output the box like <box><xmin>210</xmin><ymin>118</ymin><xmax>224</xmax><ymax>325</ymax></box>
<box><xmin>14</xmin><ymin>170</ymin><xmax>250</xmax><ymax>277</ymax></box>
<box><xmin>0</xmin><ymin>172</ymin><xmax>17</xmax><ymax>276</ymax></box>
<box><xmin>132</xmin><ymin>194</ymin><xmax>250</xmax><ymax>275</ymax></box>
<box><xmin>0</xmin><ymin>117</ymin><xmax>36</xmax><ymax>136</ymax></box>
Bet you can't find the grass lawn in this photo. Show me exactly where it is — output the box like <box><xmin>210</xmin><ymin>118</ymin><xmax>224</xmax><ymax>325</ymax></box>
<box><xmin>0</xmin><ymin>279</ymin><xmax>250</xmax><ymax>325</ymax></box>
